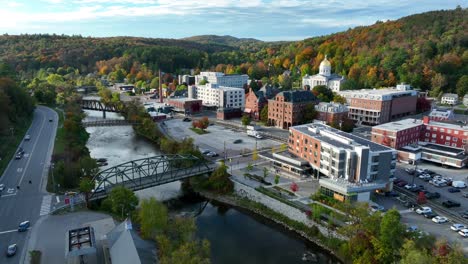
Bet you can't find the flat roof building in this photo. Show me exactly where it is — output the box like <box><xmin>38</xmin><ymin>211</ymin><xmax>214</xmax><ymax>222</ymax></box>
<box><xmin>188</xmin><ymin>83</ymin><xmax>245</xmax><ymax>109</ymax></box>
<box><xmin>268</xmin><ymin>90</ymin><xmax>318</xmax><ymax>129</ymax></box>
<box><xmin>195</xmin><ymin>72</ymin><xmax>248</xmax><ymax>88</ymax></box>
<box><xmin>289</xmin><ymin>122</ymin><xmax>396</xmax><ymax>202</ymax></box>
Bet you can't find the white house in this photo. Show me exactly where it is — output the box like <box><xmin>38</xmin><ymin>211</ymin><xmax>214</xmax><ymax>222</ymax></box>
<box><xmin>440</xmin><ymin>93</ymin><xmax>458</xmax><ymax>105</ymax></box>
<box><xmin>302</xmin><ymin>56</ymin><xmax>346</xmax><ymax>92</ymax></box>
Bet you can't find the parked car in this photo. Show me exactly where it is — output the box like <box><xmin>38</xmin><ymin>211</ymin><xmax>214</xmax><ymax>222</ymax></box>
<box><xmin>406</xmin><ymin>225</ymin><xmax>418</xmax><ymax>232</ymax></box>
<box><xmin>405</xmin><ymin>168</ymin><xmax>415</xmax><ymax>175</ymax></box>
<box><xmin>200</xmin><ymin>149</ymin><xmax>211</xmax><ymax>155</ymax></box>
<box><xmin>233</xmin><ymin>139</ymin><xmax>242</xmax><ymax>144</ymax></box>
<box><xmin>6</xmin><ymin>244</ymin><xmax>17</xmax><ymax>257</ymax></box>
<box><xmin>447</xmin><ymin>187</ymin><xmax>461</xmax><ymax>193</ymax></box>
<box><xmin>451</xmin><ymin>224</ymin><xmax>466</xmax><ymax>231</ymax></box>
<box><xmin>416</xmin><ymin>207</ymin><xmax>432</xmax><ymax>215</ymax></box>
<box><xmin>24</xmin><ymin>135</ymin><xmax>31</xmax><ymax>141</ymax></box>
<box><xmin>0</xmin><ymin>184</ymin><xmax>4</xmax><ymax>191</ymax></box>
<box><xmin>452</xmin><ymin>181</ymin><xmax>467</xmax><ymax>189</ymax></box>
<box><xmin>404</xmin><ymin>183</ymin><xmax>417</xmax><ymax>190</ymax></box>
<box><xmin>206</xmin><ymin>152</ymin><xmax>218</xmax><ymax>157</ymax></box>
<box><xmin>396</xmin><ymin>181</ymin><xmax>408</xmax><ymax>187</ymax></box>
<box><xmin>418</xmin><ymin>174</ymin><xmax>431</xmax><ymax>180</ymax></box>
<box><xmin>423</xmin><ymin>211</ymin><xmax>438</xmax><ymax>219</ymax></box>
<box><xmin>442</xmin><ymin>200</ymin><xmax>461</xmax><ymax>208</ymax></box>
<box><xmin>426</xmin><ymin>192</ymin><xmax>441</xmax><ymax>199</ymax></box>
<box><xmin>182</xmin><ymin>117</ymin><xmax>191</xmax><ymax>122</ymax></box>
<box><xmin>459</xmin><ymin>229</ymin><xmax>468</xmax><ymax>237</ymax></box>
<box><xmin>460</xmin><ymin>211</ymin><xmax>468</xmax><ymax>219</ymax></box>
<box><xmin>409</xmin><ymin>185</ymin><xmax>425</xmax><ymax>193</ymax></box>
<box><xmin>432</xmin><ymin>216</ymin><xmax>448</xmax><ymax>224</ymax></box>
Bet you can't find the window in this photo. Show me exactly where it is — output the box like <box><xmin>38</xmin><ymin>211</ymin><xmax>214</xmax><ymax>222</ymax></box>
<box><xmin>446</xmin><ymin>136</ymin><xmax>451</xmax><ymax>140</ymax></box>
<box><xmin>452</xmin><ymin>143</ymin><xmax>457</xmax><ymax>147</ymax></box>
<box><xmin>440</xmin><ymin>129</ymin><xmax>445</xmax><ymax>132</ymax></box>
<box><xmin>445</xmin><ymin>142</ymin><xmax>450</xmax><ymax>146</ymax></box>
<box><xmin>432</xmin><ymin>134</ymin><xmax>436</xmax><ymax>138</ymax></box>
<box><xmin>454</xmin><ymin>131</ymin><xmax>459</xmax><ymax>135</ymax></box>
<box><xmin>447</xmin><ymin>129</ymin><xmax>452</xmax><ymax>133</ymax></box>
<box><xmin>425</xmin><ymin>133</ymin><xmax>429</xmax><ymax>137</ymax></box>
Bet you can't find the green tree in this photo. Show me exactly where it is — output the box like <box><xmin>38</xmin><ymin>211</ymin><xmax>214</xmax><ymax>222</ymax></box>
<box><xmin>332</xmin><ymin>94</ymin><xmax>347</xmax><ymax>104</ymax></box>
<box><xmin>260</xmin><ymin>105</ymin><xmax>268</xmax><ymax>124</ymax></box>
<box><xmin>106</xmin><ymin>186</ymin><xmax>139</xmax><ymax>218</ymax></box>
<box><xmin>252</xmin><ymin>148</ymin><xmax>258</xmax><ymax>164</ymax></box>
<box><xmin>241</xmin><ymin>114</ymin><xmax>251</xmax><ymax>126</ymax></box>
<box><xmin>456</xmin><ymin>75</ymin><xmax>468</xmax><ymax>97</ymax></box>
<box><xmin>373</xmin><ymin>209</ymin><xmax>405</xmax><ymax>263</ymax></box>
<box><xmin>79</xmin><ymin>177</ymin><xmax>95</xmax><ymax>208</ymax></box>
<box><xmin>80</xmin><ymin>156</ymin><xmax>99</xmax><ymax>178</ymax></box>
<box><xmin>400</xmin><ymin>240</ymin><xmax>433</xmax><ymax>264</ymax></box>
<box><xmin>138</xmin><ymin>197</ymin><xmax>168</xmax><ymax>239</ymax></box>
<box><xmin>199</xmin><ymin>79</ymin><xmax>208</xmax><ymax>85</ymax></box>
<box><xmin>150</xmin><ymin>77</ymin><xmax>160</xmax><ymax>89</ymax></box>
<box><xmin>262</xmin><ymin>167</ymin><xmax>269</xmax><ymax>179</ymax></box>
<box><xmin>274</xmin><ymin>174</ymin><xmax>280</xmax><ymax>185</ymax></box>
<box><xmin>246</xmin><ymin>163</ymin><xmax>253</xmax><ymax>173</ymax></box>
<box><xmin>313</xmin><ymin>85</ymin><xmax>333</xmax><ymax>102</ymax></box>
<box><xmin>206</xmin><ymin>162</ymin><xmax>233</xmax><ymax>194</ymax></box>
<box><xmin>302</xmin><ymin>104</ymin><xmax>318</xmax><ymax>124</ymax></box>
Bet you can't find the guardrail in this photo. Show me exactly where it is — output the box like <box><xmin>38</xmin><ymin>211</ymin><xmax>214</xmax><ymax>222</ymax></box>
<box><xmin>394</xmin><ymin>186</ymin><xmax>467</xmax><ymax>225</ymax></box>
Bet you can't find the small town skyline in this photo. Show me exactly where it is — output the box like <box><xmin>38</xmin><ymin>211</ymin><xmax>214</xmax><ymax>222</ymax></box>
<box><xmin>0</xmin><ymin>1</ymin><xmax>464</xmax><ymax>41</ymax></box>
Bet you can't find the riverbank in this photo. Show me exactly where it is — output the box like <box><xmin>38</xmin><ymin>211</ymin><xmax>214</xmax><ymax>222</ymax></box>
<box><xmin>195</xmin><ymin>183</ymin><xmax>345</xmax><ymax>263</ymax></box>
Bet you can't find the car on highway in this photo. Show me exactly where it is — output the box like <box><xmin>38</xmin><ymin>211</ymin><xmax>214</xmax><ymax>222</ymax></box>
<box><xmin>442</xmin><ymin>200</ymin><xmax>461</xmax><ymax>208</ymax></box>
<box><xmin>15</xmin><ymin>147</ymin><xmax>25</xmax><ymax>159</ymax></box>
<box><xmin>459</xmin><ymin>229</ymin><xmax>468</xmax><ymax>237</ymax></box>
<box><xmin>18</xmin><ymin>221</ymin><xmax>30</xmax><ymax>232</ymax></box>
<box><xmin>423</xmin><ymin>211</ymin><xmax>438</xmax><ymax>219</ymax></box>
<box><xmin>447</xmin><ymin>187</ymin><xmax>461</xmax><ymax>193</ymax></box>
<box><xmin>450</xmin><ymin>224</ymin><xmax>466</xmax><ymax>231</ymax></box>
<box><xmin>24</xmin><ymin>135</ymin><xmax>31</xmax><ymax>141</ymax></box>
<box><xmin>416</xmin><ymin>207</ymin><xmax>432</xmax><ymax>215</ymax></box>
<box><xmin>6</xmin><ymin>244</ymin><xmax>17</xmax><ymax>257</ymax></box>
<box><xmin>200</xmin><ymin>149</ymin><xmax>211</xmax><ymax>155</ymax></box>
<box><xmin>432</xmin><ymin>216</ymin><xmax>448</xmax><ymax>224</ymax></box>
<box><xmin>0</xmin><ymin>184</ymin><xmax>4</xmax><ymax>191</ymax></box>
<box><xmin>233</xmin><ymin>139</ymin><xmax>243</xmax><ymax>144</ymax></box>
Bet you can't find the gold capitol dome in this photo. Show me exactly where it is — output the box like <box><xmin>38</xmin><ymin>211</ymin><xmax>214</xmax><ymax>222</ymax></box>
<box><xmin>320</xmin><ymin>55</ymin><xmax>331</xmax><ymax>67</ymax></box>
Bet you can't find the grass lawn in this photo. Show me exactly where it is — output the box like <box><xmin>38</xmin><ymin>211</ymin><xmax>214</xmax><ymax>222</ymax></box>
<box><xmin>0</xmin><ymin>116</ymin><xmax>32</xmax><ymax>177</ymax></box>
<box><xmin>189</xmin><ymin>127</ymin><xmax>209</xmax><ymax>135</ymax></box>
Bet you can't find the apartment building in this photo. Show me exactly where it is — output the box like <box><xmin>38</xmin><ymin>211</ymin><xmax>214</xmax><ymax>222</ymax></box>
<box><xmin>268</xmin><ymin>90</ymin><xmax>318</xmax><ymax>129</ymax></box>
<box><xmin>440</xmin><ymin>93</ymin><xmax>458</xmax><ymax>105</ymax></box>
<box><xmin>195</xmin><ymin>72</ymin><xmax>248</xmax><ymax>88</ymax></box>
<box><xmin>338</xmin><ymin>88</ymin><xmax>417</xmax><ymax>125</ymax></box>
<box><xmin>289</xmin><ymin>123</ymin><xmax>397</xmax><ymax>202</ymax></box>
<box><xmin>188</xmin><ymin>83</ymin><xmax>245</xmax><ymax>109</ymax></box>
<box><xmin>315</xmin><ymin>102</ymin><xmax>348</xmax><ymax>124</ymax></box>
<box><xmin>428</xmin><ymin>108</ymin><xmax>455</xmax><ymax>121</ymax></box>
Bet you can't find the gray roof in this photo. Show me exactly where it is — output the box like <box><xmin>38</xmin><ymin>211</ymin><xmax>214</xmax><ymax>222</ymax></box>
<box><xmin>292</xmin><ymin>123</ymin><xmax>393</xmax><ymax>152</ymax></box>
<box><xmin>108</xmin><ymin>220</ymin><xmax>157</xmax><ymax>264</ymax></box>
<box><xmin>275</xmin><ymin>90</ymin><xmax>318</xmax><ymax>103</ymax></box>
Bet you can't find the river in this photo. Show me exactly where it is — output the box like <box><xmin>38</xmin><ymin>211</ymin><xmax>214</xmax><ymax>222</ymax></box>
<box><xmin>84</xmin><ymin>110</ymin><xmax>338</xmax><ymax>264</ymax></box>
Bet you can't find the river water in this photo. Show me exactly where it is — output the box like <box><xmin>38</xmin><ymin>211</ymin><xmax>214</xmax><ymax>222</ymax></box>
<box><xmin>84</xmin><ymin>110</ymin><xmax>337</xmax><ymax>264</ymax></box>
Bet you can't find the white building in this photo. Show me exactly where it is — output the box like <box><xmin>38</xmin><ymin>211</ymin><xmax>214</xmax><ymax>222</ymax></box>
<box><xmin>463</xmin><ymin>95</ymin><xmax>468</xmax><ymax>106</ymax></box>
<box><xmin>188</xmin><ymin>83</ymin><xmax>245</xmax><ymax>109</ymax></box>
<box><xmin>195</xmin><ymin>72</ymin><xmax>248</xmax><ymax>88</ymax></box>
<box><xmin>302</xmin><ymin>56</ymin><xmax>346</xmax><ymax>92</ymax></box>
<box><xmin>440</xmin><ymin>93</ymin><xmax>458</xmax><ymax>105</ymax></box>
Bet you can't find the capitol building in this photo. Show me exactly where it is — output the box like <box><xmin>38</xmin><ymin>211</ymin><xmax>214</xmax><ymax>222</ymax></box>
<box><xmin>302</xmin><ymin>56</ymin><xmax>346</xmax><ymax>92</ymax></box>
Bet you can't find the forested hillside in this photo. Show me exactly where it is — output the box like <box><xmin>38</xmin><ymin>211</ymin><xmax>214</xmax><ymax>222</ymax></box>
<box><xmin>0</xmin><ymin>7</ymin><xmax>466</xmax><ymax>96</ymax></box>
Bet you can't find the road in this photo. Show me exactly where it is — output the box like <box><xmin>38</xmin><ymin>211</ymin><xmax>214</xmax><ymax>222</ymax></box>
<box><xmin>0</xmin><ymin>106</ymin><xmax>57</xmax><ymax>263</ymax></box>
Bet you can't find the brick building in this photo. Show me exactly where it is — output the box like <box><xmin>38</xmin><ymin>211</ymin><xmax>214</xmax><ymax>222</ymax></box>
<box><xmin>315</xmin><ymin>102</ymin><xmax>348</xmax><ymax>124</ymax></box>
<box><xmin>244</xmin><ymin>85</ymin><xmax>278</xmax><ymax>120</ymax></box>
<box><xmin>167</xmin><ymin>98</ymin><xmax>202</xmax><ymax>114</ymax></box>
<box><xmin>338</xmin><ymin>88</ymin><xmax>417</xmax><ymax>125</ymax></box>
<box><xmin>371</xmin><ymin>119</ymin><xmax>424</xmax><ymax>149</ymax></box>
<box><xmin>288</xmin><ymin>122</ymin><xmax>396</xmax><ymax>202</ymax></box>
<box><xmin>268</xmin><ymin>90</ymin><xmax>318</xmax><ymax>129</ymax></box>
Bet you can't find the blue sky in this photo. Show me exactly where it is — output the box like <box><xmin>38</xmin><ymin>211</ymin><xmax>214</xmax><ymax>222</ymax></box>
<box><xmin>0</xmin><ymin>0</ymin><xmax>464</xmax><ymax>41</ymax></box>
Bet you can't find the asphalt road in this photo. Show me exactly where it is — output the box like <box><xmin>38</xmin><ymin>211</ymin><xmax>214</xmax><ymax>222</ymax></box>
<box><xmin>0</xmin><ymin>106</ymin><xmax>57</xmax><ymax>263</ymax></box>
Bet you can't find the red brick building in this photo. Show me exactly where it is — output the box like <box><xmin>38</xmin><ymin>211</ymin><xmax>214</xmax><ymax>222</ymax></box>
<box><xmin>244</xmin><ymin>85</ymin><xmax>278</xmax><ymax>120</ymax></box>
<box><xmin>338</xmin><ymin>88</ymin><xmax>417</xmax><ymax>125</ymax></box>
<box><xmin>421</xmin><ymin>116</ymin><xmax>468</xmax><ymax>150</ymax></box>
<box><xmin>371</xmin><ymin>119</ymin><xmax>424</xmax><ymax>149</ymax></box>
<box><xmin>268</xmin><ymin>90</ymin><xmax>318</xmax><ymax>129</ymax></box>
<box><xmin>167</xmin><ymin>98</ymin><xmax>202</xmax><ymax>114</ymax></box>
<box><xmin>315</xmin><ymin>102</ymin><xmax>348</xmax><ymax>124</ymax></box>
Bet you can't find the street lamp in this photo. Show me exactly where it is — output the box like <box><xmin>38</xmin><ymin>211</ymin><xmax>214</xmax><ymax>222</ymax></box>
<box><xmin>51</xmin><ymin>163</ymin><xmax>56</xmax><ymax>193</ymax></box>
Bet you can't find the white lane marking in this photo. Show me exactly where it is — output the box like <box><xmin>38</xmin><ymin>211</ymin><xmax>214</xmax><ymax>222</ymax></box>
<box><xmin>7</xmin><ymin>188</ymin><xmax>15</xmax><ymax>194</ymax></box>
<box><xmin>0</xmin><ymin>228</ymin><xmax>30</xmax><ymax>235</ymax></box>
<box><xmin>18</xmin><ymin>111</ymin><xmax>47</xmax><ymax>186</ymax></box>
<box><xmin>17</xmin><ymin>168</ymin><xmax>23</xmax><ymax>173</ymax></box>
<box><xmin>56</xmin><ymin>196</ymin><xmax>60</xmax><ymax>203</ymax></box>
<box><xmin>1</xmin><ymin>193</ymin><xmax>17</xmax><ymax>197</ymax></box>
<box><xmin>39</xmin><ymin>195</ymin><xmax>52</xmax><ymax>216</ymax></box>
<box><xmin>24</xmin><ymin>153</ymin><xmax>30</xmax><ymax>158</ymax></box>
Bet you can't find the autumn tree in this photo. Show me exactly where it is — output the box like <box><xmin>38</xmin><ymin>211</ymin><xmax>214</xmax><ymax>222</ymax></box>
<box><xmin>138</xmin><ymin>197</ymin><xmax>168</xmax><ymax>239</ymax></box>
<box><xmin>332</xmin><ymin>94</ymin><xmax>347</xmax><ymax>104</ymax></box>
<box><xmin>456</xmin><ymin>75</ymin><xmax>468</xmax><ymax>97</ymax></box>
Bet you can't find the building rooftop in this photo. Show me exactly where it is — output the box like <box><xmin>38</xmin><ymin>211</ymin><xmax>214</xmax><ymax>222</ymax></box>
<box><xmin>441</xmin><ymin>93</ymin><xmax>458</xmax><ymax>98</ymax></box>
<box><xmin>275</xmin><ymin>90</ymin><xmax>317</xmax><ymax>103</ymax></box>
<box><xmin>319</xmin><ymin>177</ymin><xmax>388</xmax><ymax>194</ymax></box>
<box><xmin>315</xmin><ymin>102</ymin><xmax>348</xmax><ymax>113</ymax></box>
<box><xmin>372</xmin><ymin>119</ymin><xmax>423</xmax><ymax>132</ymax></box>
<box><xmin>292</xmin><ymin>122</ymin><xmax>393</xmax><ymax>152</ymax></box>
<box><xmin>420</xmin><ymin>143</ymin><xmax>465</xmax><ymax>157</ymax></box>
<box><xmin>425</xmin><ymin>119</ymin><xmax>468</xmax><ymax>131</ymax></box>
<box><xmin>167</xmin><ymin>97</ymin><xmax>201</xmax><ymax>102</ymax></box>
<box><xmin>338</xmin><ymin>88</ymin><xmax>417</xmax><ymax>101</ymax></box>
<box><xmin>429</xmin><ymin>108</ymin><xmax>454</xmax><ymax>119</ymax></box>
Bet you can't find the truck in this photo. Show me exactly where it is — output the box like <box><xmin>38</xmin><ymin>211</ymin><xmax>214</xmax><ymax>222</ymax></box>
<box><xmin>247</xmin><ymin>129</ymin><xmax>263</xmax><ymax>139</ymax></box>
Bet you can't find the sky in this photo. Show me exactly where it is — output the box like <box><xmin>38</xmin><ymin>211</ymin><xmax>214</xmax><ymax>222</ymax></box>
<box><xmin>0</xmin><ymin>0</ymin><xmax>464</xmax><ymax>41</ymax></box>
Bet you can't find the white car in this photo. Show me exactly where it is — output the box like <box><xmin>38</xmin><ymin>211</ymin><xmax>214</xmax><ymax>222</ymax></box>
<box><xmin>0</xmin><ymin>184</ymin><xmax>4</xmax><ymax>191</ymax></box>
<box><xmin>404</xmin><ymin>184</ymin><xmax>417</xmax><ymax>190</ymax></box>
<box><xmin>24</xmin><ymin>135</ymin><xmax>31</xmax><ymax>141</ymax></box>
<box><xmin>451</xmin><ymin>224</ymin><xmax>466</xmax><ymax>231</ymax></box>
<box><xmin>432</xmin><ymin>216</ymin><xmax>448</xmax><ymax>224</ymax></box>
<box><xmin>459</xmin><ymin>229</ymin><xmax>468</xmax><ymax>237</ymax></box>
<box><xmin>416</xmin><ymin>207</ymin><xmax>432</xmax><ymax>215</ymax></box>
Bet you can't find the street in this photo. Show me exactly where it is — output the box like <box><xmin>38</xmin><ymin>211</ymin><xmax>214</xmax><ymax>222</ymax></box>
<box><xmin>0</xmin><ymin>106</ymin><xmax>57</xmax><ymax>263</ymax></box>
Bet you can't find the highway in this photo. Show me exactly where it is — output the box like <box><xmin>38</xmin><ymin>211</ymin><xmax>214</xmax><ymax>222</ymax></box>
<box><xmin>0</xmin><ymin>106</ymin><xmax>57</xmax><ymax>263</ymax></box>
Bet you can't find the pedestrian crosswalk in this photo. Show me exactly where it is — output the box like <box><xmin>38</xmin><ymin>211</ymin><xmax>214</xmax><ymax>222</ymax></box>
<box><xmin>39</xmin><ymin>195</ymin><xmax>52</xmax><ymax>216</ymax></box>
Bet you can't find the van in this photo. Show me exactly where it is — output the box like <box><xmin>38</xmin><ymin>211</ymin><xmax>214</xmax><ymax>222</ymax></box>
<box><xmin>452</xmin><ymin>181</ymin><xmax>466</xmax><ymax>188</ymax></box>
<box><xmin>18</xmin><ymin>221</ymin><xmax>30</xmax><ymax>232</ymax></box>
